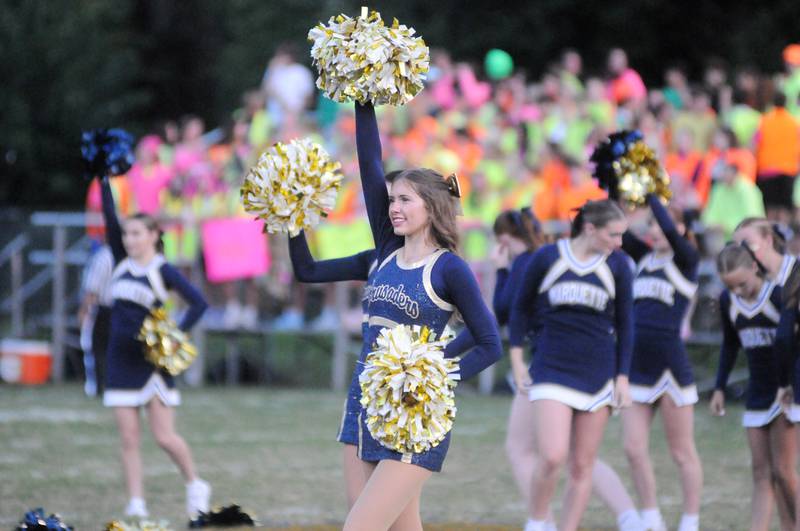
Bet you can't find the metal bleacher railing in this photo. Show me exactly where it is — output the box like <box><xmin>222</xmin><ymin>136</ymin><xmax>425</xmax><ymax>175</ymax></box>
<box><xmin>0</xmin><ymin>213</ymin><xmax>727</xmax><ymax>394</ymax></box>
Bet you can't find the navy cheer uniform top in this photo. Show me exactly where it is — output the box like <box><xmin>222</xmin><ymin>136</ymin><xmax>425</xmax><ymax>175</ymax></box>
<box><xmin>716</xmin><ymin>282</ymin><xmax>786</xmax><ymax>427</ymax></box>
<box><xmin>509</xmin><ymin>239</ymin><xmax>634</xmax><ymax>411</ymax></box>
<box><xmin>288</xmin><ymin>231</ymin><xmax>376</xmax><ymax>446</ymax></box>
<box><xmin>288</xmin><ymin>232</ymin><xmax>506</xmax><ymax>445</ymax></box>
<box><xmin>100</xmin><ymin>177</ymin><xmax>207</xmax><ymax>408</ymax></box>
<box><xmin>494</xmin><ymin>251</ymin><xmax>537</xmax><ymax>337</ymax></box>
<box><xmin>447</xmin><ymin>250</ymin><xmax>537</xmax><ymax>373</ymax></box>
<box><xmin>623</xmin><ymin>194</ymin><xmax>699</xmax><ymax>406</ymax></box>
<box><xmin>354</xmin><ymin>102</ymin><xmax>502</xmax><ymax>472</ymax></box>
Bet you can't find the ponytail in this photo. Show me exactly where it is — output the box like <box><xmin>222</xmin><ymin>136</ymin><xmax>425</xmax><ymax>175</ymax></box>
<box><xmin>570</xmin><ymin>207</ymin><xmax>586</xmax><ymax>238</ymax></box>
<box><xmin>735</xmin><ymin>217</ymin><xmax>787</xmax><ymax>254</ymax></box>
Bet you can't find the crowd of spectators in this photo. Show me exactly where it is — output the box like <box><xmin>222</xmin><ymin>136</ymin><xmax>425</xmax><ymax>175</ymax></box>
<box><xmin>84</xmin><ymin>43</ymin><xmax>800</xmax><ymax>332</ymax></box>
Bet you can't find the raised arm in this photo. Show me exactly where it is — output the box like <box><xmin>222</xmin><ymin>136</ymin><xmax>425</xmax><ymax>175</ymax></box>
<box><xmin>439</xmin><ymin>256</ymin><xmax>502</xmax><ymax>380</ymax></box>
<box><xmin>99</xmin><ymin>177</ymin><xmax>126</xmax><ymax>264</ymax></box>
<box><xmin>622</xmin><ymin>231</ymin><xmax>651</xmax><ymax>264</ymax></box>
<box><xmin>714</xmin><ymin>292</ymin><xmax>741</xmax><ymax>391</ymax></box>
<box><xmin>355</xmin><ymin>103</ymin><xmax>394</xmax><ymax>249</ymax></box>
<box><xmin>647</xmin><ymin>194</ymin><xmax>699</xmax><ymax>274</ymax></box>
<box><xmin>288</xmin><ymin>231</ymin><xmax>374</xmax><ymax>283</ymax></box>
<box><xmin>160</xmin><ymin>263</ymin><xmax>208</xmax><ymax>331</ymax></box>
<box><xmin>613</xmin><ymin>253</ymin><xmax>634</xmax><ymax>376</ymax></box>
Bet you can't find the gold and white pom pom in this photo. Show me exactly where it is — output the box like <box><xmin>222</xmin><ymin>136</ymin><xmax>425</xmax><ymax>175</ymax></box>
<box><xmin>240</xmin><ymin>138</ymin><xmax>343</xmax><ymax>237</ymax></box>
<box><xmin>104</xmin><ymin>521</ymin><xmax>174</xmax><ymax>531</ymax></box>
<box><xmin>308</xmin><ymin>7</ymin><xmax>429</xmax><ymax>106</ymax></box>
<box><xmin>138</xmin><ymin>308</ymin><xmax>197</xmax><ymax>376</ymax></box>
<box><xmin>359</xmin><ymin>324</ymin><xmax>460</xmax><ymax>454</ymax></box>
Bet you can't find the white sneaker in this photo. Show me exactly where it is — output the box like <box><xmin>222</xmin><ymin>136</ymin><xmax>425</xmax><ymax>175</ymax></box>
<box><xmin>640</xmin><ymin>508</ymin><xmax>667</xmax><ymax>531</ymax></box>
<box><xmin>524</xmin><ymin>519</ymin><xmax>547</xmax><ymax>531</ymax></box>
<box><xmin>618</xmin><ymin>509</ymin><xmax>647</xmax><ymax>531</ymax></box>
<box><xmin>239</xmin><ymin>305</ymin><xmax>259</xmax><ymax>330</ymax></box>
<box><xmin>271</xmin><ymin>308</ymin><xmax>304</xmax><ymax>331</ymax></box>
<box><xmin>84</xmin><ymin>379</ymin><xmax>97</xmax><ymax>398</ymax></box>
<box><xmin>677</xmin><ymin>514</ymin><xmax>699</xmax><ymax>531</ymax></box>
<box><xmin>186</xmin><ymin>479</ymin><xmax>211</xmax><ymax>518</ymax></box>
<box><xmin>124</xmin><ymin>497</ymin><xmax>149</xmax><ymax>518</ymax></box>
<box><xmin>310</xmin><ymin>307</ymin><xmax>339</xmax><ymax>332</ymax></box>
<box><xmin>222</xmin><ymin>301</ymin><xmax>242</xmax><ymax>329</ymax></box>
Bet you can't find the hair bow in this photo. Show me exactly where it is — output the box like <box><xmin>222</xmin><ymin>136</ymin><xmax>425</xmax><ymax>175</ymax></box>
<box><xmin>445</xmin><ymin>173</ymin><xmax>461</xmax><ymax>198</ymax></box>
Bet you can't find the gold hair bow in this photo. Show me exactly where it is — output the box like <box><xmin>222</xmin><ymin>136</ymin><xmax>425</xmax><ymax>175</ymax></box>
<box><xmin>445</xmin><ymin>173</ymin><xmax>462</xmax><ymax>198</ymax></box>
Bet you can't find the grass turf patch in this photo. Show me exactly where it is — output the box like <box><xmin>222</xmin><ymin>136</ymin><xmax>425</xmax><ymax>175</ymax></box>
<box><xmin>0</xmin><ymin>385</ymin><xmax>752</xmax><ymax>529</ymax></box>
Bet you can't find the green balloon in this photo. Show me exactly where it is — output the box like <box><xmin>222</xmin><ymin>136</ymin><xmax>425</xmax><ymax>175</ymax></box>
<box><xmin>485</xmin><ymin>48</ymin><xmax>514</xmax><ymax>80</ymax></box>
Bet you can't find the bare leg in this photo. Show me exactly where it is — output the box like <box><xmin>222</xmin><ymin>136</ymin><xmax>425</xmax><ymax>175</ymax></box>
<box><xmin>769</xmin><ymin>417</ymin><xmax>797</xmax><ymax>531</ymax></box>
<box><xmin>388</xmin><ymin>486</ymin><xmax>424</xmax><ymax>531</ymax></box>
<box><xmin>505</xmin><ymin>392</ymin><xmax>537</xmax><ymax>501</ymax></box>
<box><xmin>353</xmin><ymin>456</ymin><xmax>423</xmax><ymax>530</ymax></box>
<box><xmin>507</xmin><ymin>393</ymin><xmax>636</xmax><ymax>519</ymax></box>
<box><xmin>222</xmin><ymin>281</ymin><xmax>237</xmax><ymax>304</ymax></box>
<box><xmin>343</xmin><ymin>460</ymin><xmax>431</xmax><ymax>531</ymax></box>
<box><xmin>244</xmin><ymin>278</ymin><xmax>259</xmax><ymax>308</ymax></box>
<box><xmin>343</xmin><ymin>444</ymin><xmax>368</xmax><ymax>509</ymax></box>
<box><xmin>147</xmin><ymin>398</ymin><xmax>197</xmax><ymax>481</ymax></box>
<box><xmin>529</xmin><ymin>400</ymin><xmax>572</xmax><ymax>521</ymax></box>
<box><xmin>559</xmin><ymin>407</ymin><xmax>610</xmax><ymax>531</ymax></box>
<box><xmin>793</xmin><ymin>426</ymin><xmax>800</xmax><ymax>531</ymax></box>
<box><xmin>114</xmin><ymin>407</ymin><xmax>143</xmax><ymax>498</ymax></box>
<box><xmin>748</xmin><ymin>426</ymin><xmax>776</xmax><ymax>531</ymax></box>
<box><xmin>592</xmin><ymin>458</ymin><xmax>639</xmax><ymax>516</ymax></box>
<box><xmin>623</xmin><ymin>402</ymin><xmax>657</xmax><ymax>509</ymax></box>
<box><xmin>661</xmin><ymin>396</ymin><xmax>703</xmax><ymax>515</ymax></box>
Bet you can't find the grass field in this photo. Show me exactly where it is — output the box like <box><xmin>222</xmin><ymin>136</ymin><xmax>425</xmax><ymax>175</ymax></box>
<box><xmin>0</xmin><ymin>384</ymin><xmax>758</xmax><ymax>530</ymax></box>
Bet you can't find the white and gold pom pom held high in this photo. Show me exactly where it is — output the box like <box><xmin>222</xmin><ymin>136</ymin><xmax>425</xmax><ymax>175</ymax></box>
<box><xmin>308</xmin><ymin>7</ymin><xmax>430</xmax><ymax>106</ymax></box>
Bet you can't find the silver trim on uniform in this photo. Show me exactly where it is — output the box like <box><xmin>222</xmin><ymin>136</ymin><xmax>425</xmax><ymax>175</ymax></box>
<box><xmin>742</xmin><ymin>394</ymin><xmax>785</xmax><ymax>427</ymax></box>
<box><xmin>729</xmin><ymin>282</ymin><xmax>780</xmax><ymax>323</ymax></box>
<box><xmin>423</xmin><ymin>249</ymin><xmax>455</xmax><ymax>311</ymax></box>
<box><xmin>103</xmin><ymin>372</ymin><xmax>180</xmax><ymax>407</ymax></box>
<box><xmin>368</xmin><ymin>316</ymin><xmax>400</xmax><ymax>329</ymax></box>
<box><xmin>528</xmin><ymin>379</ymin><xmax>615</xmax><ymax>412</ymax></box>
<box><xmin>630</xmin><ymin>370</ymin><xmax>698</xmax><ymax>406</ymax></box>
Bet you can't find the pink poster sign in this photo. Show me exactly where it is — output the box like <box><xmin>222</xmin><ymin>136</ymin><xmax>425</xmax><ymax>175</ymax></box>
<box><xmin>201</xmin><ymin>218</ymin><xmax>270</xmax><ymax>283</ymax></box>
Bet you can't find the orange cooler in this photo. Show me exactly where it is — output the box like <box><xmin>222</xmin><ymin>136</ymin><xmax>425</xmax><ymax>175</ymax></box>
<box><xmin>0</xmin><ymin>339</ymin><xmax>52</xmax><ymax>385</ymax></box>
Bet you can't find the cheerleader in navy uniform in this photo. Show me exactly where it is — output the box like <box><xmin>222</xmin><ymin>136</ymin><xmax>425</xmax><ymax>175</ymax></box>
<box><xmin>497</xmin><ymin>209</ymin><xmax>644</xmax><ymax>531</ymax></box>
<box><xmin>492</xmin><ymin>209</ymin><xmax>541</xmax><ymax>495</ymax></box>
<box><xmin>621</xmin><ymin>194</ymin><xmax>703</xmax><ymax>531</ymax></box>
<box><xmin>287</xmin><ymin>231</ymin><xmax>376</xmax><ymax>509</ymax></box>
<box><xmin>509</xmin><ymin>199</ymin><xmax>634</xmax><ymax>531</ymax></box>
<box><xmin>98</xmin><ymin>176</ymin><xmax>211</xmax><ymax>519</ymax></box>
<box><xmin>776</xmin><ymin>262</ymin><xmax>800</xmax><ymax>531</ymax></box>
<box><xmin>734</xmin><ymin>217</ymin><xmax>796</xmax><ymax>287</ymax></box>
<box><xmin>343</xmin><ymin>102</ymin><xmax>502</xmax><ymax>531</ymax></box>
<box><xmin>712</xmin><ymin>244</ymin><xmax>797</xmax><ymax>531</ymax></box>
